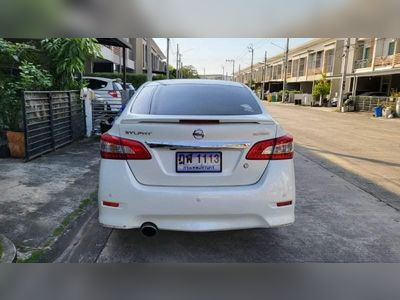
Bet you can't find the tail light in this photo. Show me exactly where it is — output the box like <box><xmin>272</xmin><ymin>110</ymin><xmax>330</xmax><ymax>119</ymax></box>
<box><xmin>108</xmin><ymin>91</ymin><xmax>120</xmax><ymax>98</ymax></box>
<box><xmin>246</xmin><ymin>135</ymin><xmax>294</xmax><ymax>160</ymax></box>
<box><xmin>100</xmin><ymin>133</ymin><xmax>151</xmax><ymax>160</ymax></box>
<box><xmin>277</xmin><ymin>200</ymin><xmax>293</xmax><ymax>207</ymax></box>
<box><xmin>102</xmin><ymin>201</ymin><xmax>120</xmax><ymax>208</ymax></box>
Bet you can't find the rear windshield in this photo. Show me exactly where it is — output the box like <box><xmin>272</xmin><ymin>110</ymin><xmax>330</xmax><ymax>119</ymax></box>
<box><xmin>131</xmin><ymin>84</ymin><xmax>262</xmax><ymax>115</ymax></box>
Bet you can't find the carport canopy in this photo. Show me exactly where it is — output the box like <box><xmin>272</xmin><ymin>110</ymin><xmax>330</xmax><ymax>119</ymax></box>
<box><xmin>96</xmin><ymin>38</ymin><xmax>132</xmax><ymax>90</ymax></box>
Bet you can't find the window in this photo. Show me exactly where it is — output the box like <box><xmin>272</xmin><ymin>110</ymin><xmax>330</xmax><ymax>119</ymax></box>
<box><xmin>86</xmin><ymin>79</ymin><xmax>107</xmax><ymax>90</ymax></box>
<box><xmin>131</xmin><ymin>86</ymin><xmax>156</xmax><ymax>114</ymax></box>
<box><xmin>287</xmin><ymin>60</ymin><xmax>292</xmax><ymax>75</ymax></box>
<box><xmin>388</xmin><ymin>41</ymin><xmax>395</xmax><ymax>56</ymax></box>
<box><xmin>316</xmin><ymin>51</ymin><xmax>323</xmax><ymax>68</ymax></box>
<box><xmin>308</xmin><ymin>53</ymin><xmax>315</xmax><ymax>69</ymax></box>
<box><xmin>132</xmin><ymin>84</ymin><xmax>263</xmax><ymax>115</ymax></box>
<box><xmin>362</xmin><ymin>47</ymin><xmax>370</xmax><ymax>60</ymax></box>
<box><xmin>292</xmin><ymin>60</ymin><xmax>299</xmax><ymax>77</ymax></box>
<box><xmin>276</xmin><ymin>65</ymin><xmax>282</xmax><ymax>79</ymax></box>
<box><xmin>299</xmin><ymin>58</ymin><xmax>305</xmax><ymax>76</ymax></box>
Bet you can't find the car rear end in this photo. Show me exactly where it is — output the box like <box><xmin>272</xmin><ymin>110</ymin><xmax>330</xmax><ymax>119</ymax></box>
<box><xmin>98</xmin><ymin>80</ymin><xmax>295</xmax><ymax>231</ymax></box>
<box><xmin>91</xmin><ymin>79</ymin><xmax>123</xmax><ymax>111</ymax></box>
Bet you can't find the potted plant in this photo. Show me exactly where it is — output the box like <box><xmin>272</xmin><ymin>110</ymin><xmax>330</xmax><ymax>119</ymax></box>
<box><xmin>0</xmin><ymin>81</ymin><xmax>25</xmax><ymax>157</ymax></box>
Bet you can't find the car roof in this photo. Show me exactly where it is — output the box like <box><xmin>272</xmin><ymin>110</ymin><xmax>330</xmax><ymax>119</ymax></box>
<box><xmin>83</xmin><ymin>76</ymin><xmax>118</xmax><ymax>82</ymax></box>
<box><xmin>145</xmin><ymin>79</ymin><xmax>246</xmax><ymax>88</ymax></box>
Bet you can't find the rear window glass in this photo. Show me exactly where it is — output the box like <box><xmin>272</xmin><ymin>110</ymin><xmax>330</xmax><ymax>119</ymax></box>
<box><xmin>130</xmin><ymin>86</ymin><xmax>156</xmax><ymax>114</ymax></box>
<box><xmin>131</xmin><ymin>84</ymin><xmax>262</xmax><ymax>115</ymax></box>
<box><xmin>86</xmin><ymin>79</ymin><xmax>107</xmax><ymax>89</ymax></box>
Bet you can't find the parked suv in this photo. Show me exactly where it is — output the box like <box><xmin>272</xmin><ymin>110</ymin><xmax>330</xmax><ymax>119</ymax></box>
<box><xmin>83</xmin><ymin>76</ymin><xmax>124</xmax><ymax>111</ymax></box>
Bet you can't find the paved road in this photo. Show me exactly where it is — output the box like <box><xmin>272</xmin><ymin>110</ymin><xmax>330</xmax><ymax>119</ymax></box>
<box><xmin>58</xmin><ymin>107</ymin><xmax>400</xmax><ymax>262</ymax></box>
<box><xmin>265</xmin><ymin>103</ymin><xmax>400</xmax><ymax>210</ymax></box>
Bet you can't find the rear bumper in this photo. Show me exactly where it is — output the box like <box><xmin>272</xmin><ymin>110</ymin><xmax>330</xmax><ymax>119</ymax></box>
<box><xmin>98</xmin><ymin>159</ymin><xmax>295</xmax><ymax>231</ymax></box>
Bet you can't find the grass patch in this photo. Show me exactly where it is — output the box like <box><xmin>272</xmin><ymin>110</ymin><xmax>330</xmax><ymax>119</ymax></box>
<box><xmin>18</xmin><ymin>196</ymin><xmax>95</xmax><ymax>263</ymax></box>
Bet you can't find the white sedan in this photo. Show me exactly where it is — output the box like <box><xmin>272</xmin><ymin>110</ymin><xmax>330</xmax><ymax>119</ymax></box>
<box><xmin>98</xmin><ymin>80</ymin><xmax>295</xmax><ymax>236</ymax></box>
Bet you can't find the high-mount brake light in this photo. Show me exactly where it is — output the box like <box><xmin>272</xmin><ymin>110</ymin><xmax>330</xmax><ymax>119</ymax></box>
<box><xmin>246</xmin><ymin>135</ymin><xmax>294</xmax><ymax>160</ymax></box>
<box><xmin>100</xmin><ymin>133</ymin><xmax>152</xmax><ymax>160</ymax></box>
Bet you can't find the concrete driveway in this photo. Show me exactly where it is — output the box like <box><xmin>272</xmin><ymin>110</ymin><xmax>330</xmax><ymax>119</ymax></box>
<box><xmin>0</xmin><ymin>138</ymin><xmax>100</xmax><ymax>260</ymax></box>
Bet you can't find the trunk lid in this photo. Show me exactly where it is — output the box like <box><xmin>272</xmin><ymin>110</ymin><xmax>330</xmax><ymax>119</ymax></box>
<box><xmin>118</xmin><ymin>115</ymin><xmax>277</xmax><ymax>187</ymax></box>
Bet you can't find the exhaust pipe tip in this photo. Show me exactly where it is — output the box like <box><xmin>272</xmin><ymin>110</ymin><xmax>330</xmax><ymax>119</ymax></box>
<box><xmin>140</xmin><ymin>222</ymin><xmax>158</xmax><ymax>237</ymax></box>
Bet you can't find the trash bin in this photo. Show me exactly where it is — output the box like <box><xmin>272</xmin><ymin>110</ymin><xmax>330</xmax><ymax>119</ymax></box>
<box><xmin>373</xmin><ymin>106</ymin><xmax>383</xmax><ymax>117</ymax></box>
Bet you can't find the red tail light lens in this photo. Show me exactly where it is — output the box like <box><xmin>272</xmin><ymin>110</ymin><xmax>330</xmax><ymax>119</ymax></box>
<box><xmin>277</xmin><ymin>200</ymin><xmax>293</xmax><ymax>207</ymax></box>
<box><xmin>108</xmin><ymin>91</ymin><xmax>119</xmax><ymax>98</ymax></box>
<box><xmin>102</xmin><ymin>201</ymin><xmax>120</xmax><ymax>208</ymax></box>
<box><xmin>100</xmin><ymin>133</ymin><xmax>152</xmax><ymax>160</ymax></box>
<box><xmin>246</xmin><ymin>135</ymin><xmax>294</xmax><ymax>160</ymax></box>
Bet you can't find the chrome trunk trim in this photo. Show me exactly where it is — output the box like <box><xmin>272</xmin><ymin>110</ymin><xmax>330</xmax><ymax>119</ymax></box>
<box><xmin>146</xmin><ymin>141</ymin><xmax>251</xmax><ymax>150</ymax></box>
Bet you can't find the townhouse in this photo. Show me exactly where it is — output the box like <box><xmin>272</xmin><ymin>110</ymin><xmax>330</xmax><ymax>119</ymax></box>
<box><xmin>236</xmin><ymin>38</ymin><xmax>400</xmax><ymax>99</ymax></box>
<box><xmin>86</xmin><ymin>38</ymin><xmax>167</xmax><ymax>75</ymax></box>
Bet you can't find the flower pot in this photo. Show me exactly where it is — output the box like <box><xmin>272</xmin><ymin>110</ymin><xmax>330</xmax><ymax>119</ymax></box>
<box><xmin>6</xmin><ymin>131</ymin><xmax>25</xmax><ymax>158</ymax></box>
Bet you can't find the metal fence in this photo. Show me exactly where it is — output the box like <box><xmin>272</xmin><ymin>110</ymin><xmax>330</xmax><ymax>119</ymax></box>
<box><xmin>352</xmin><ymin>96</ymin><xmax>397</xmax><ymax>112</ymax></box>
<box><xmin>22</xmin><ymin>91</ymin><xmax>85</xmax><ymax>161</ymax></box>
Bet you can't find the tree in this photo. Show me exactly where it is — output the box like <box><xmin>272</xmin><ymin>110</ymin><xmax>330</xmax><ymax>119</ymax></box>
<box><xmin>168</xmin><ymin>65</ymin><xmax>176</xmax><ymax>79</ymax></box>
<box><xmin>41</xmin><ymin>38</ymin><xmax>101</xmax><ymax>90</ymax></box>
<box><xmin>180</xmin><ymin>65</ymin><xmax>199</xmax><ymax>79</ymax></box>
<box><xmin>312</xmin><ymin>73</ymin><xmax>330</xmax><ymax>106</ymax></box>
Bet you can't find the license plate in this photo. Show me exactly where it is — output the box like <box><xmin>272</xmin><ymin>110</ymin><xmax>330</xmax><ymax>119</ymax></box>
<box><xmin>176</xmin><ymin>152</ymin><xmax>222</xmax><ymax>173</ymax></box>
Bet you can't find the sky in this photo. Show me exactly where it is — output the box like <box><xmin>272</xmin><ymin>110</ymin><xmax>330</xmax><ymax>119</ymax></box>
<box><xmin>154</xmin><ymin>38</ymin><xmax>312</xmax><ymax>75</ymax></box>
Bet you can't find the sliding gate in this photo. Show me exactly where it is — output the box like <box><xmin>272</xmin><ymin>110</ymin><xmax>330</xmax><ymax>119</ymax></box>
<box><xmin>22</xmin><ymin>91</ymin><xmax>85</xmax><ymax>161</ymax></box>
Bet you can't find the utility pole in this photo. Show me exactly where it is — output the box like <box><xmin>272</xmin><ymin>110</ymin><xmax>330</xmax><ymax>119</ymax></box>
<box><xmin>282</xmin><ymin>38</ymin><xmax>289</xmax><ymax>102</ymax></box>
<box><xmin>203</xmin><ymin>67</ymin><xmax>206</xmax><ymax>78</ymax></box>
<box><xmin>248</xmin><ymin>44</ymin><xmax>254</xmax><ymax>89</ymax></box>
<box><xmin>221</xmin><ymin>65</ymin><xmax>225</xmax><ymax>80</ymax></box>
<box><xmin>226</xmin><ymin>59</ymin><xmax>235</xmax><ymax>81</ymax></box>
<box><xmin>176</xmin><ymin>43</ymin><xmax>179</xmax><ymax>79</ymax></box>
<box><xmin>238</xmin><ymin>64</ymin><xmax>241</xmax><ymax>82</ymax></box>
<box><xmin>179</xmin><ymin>54</ymin><xmax>183</xmax><ymax>78</ymax></box>
<box><xmin>338</xmin><ymin>38</ymin><xmax>351</xmax><ymax>110</ymax></box>
<box><xmin>146</xmin><ymin>38</ymin><xmax>152</xmax><ymax>81</ymax></box>
<box><xmin>166</xmin><ymin>38</ymin><xmax>170</xmax><ymax>79</ymax></box>
<box><xmin>262</xmin><ymin>50</ymin><xmax>267</xmax><ymax>100</ymax></box>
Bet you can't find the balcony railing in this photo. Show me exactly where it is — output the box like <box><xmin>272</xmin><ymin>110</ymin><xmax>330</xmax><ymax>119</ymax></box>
<box><xmin>394</xmin><ymin>53</ymin><xmax>400</xmax><ymax>65</ymax></box>
<box><xmin>354</xmin><ymin>59</ymin><xmax>371</xmax><ymax>69</ymax></box>
<box><xmin>307</xmin><ymin>67</ymin><xmax>322</xmax><ymax>76</ymax></box>
<box><xmin>374</xmin><ymin>56</ymin><xmax>394</xmax><ymax>67</ymax></box>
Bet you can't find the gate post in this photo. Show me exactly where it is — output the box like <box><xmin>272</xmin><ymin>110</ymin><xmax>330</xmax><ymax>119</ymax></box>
<box><xmin>82</xmin><ymin>88</ymin><xmax>93</xmax><ymax>137</ymax></box>
<box><xmin>48</xmin><ymin>92</ymin><xmax>56</xmax><ymax>150</ymax></box>
<box><xmin>21</xmin><ymin>92</ymin><xmax>29</xmax><ymax>161</ymax></box>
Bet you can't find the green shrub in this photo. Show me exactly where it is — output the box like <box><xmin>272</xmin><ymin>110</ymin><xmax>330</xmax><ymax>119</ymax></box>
<box><xmin>41</xmin><ymin>38</ymin><xmax>101</xmax><ymax>90</ymax></box>
<box><xmin>0</xmin><ymin>57</ymin><xmax>52</xmax><ymax>131</ymax></box>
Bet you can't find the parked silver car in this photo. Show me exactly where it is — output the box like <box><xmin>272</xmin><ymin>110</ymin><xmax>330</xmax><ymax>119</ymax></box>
<box><xmin>83</xmin><ymin>76</ymin><xmax>123</xmax><ymax>111</ymax></box>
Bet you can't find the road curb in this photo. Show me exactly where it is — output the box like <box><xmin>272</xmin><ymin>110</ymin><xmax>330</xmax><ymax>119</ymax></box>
<box><xmin>0</xmin><ymin>234</ymin><xmax>17</xmax><ymax>263</ymax></box>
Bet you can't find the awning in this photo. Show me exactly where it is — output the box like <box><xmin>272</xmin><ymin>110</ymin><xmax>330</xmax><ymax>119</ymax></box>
<box><xmin>96</xmin><ymin>38</ymin><xmax>131</xmax><ymax>49</ymax></box>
